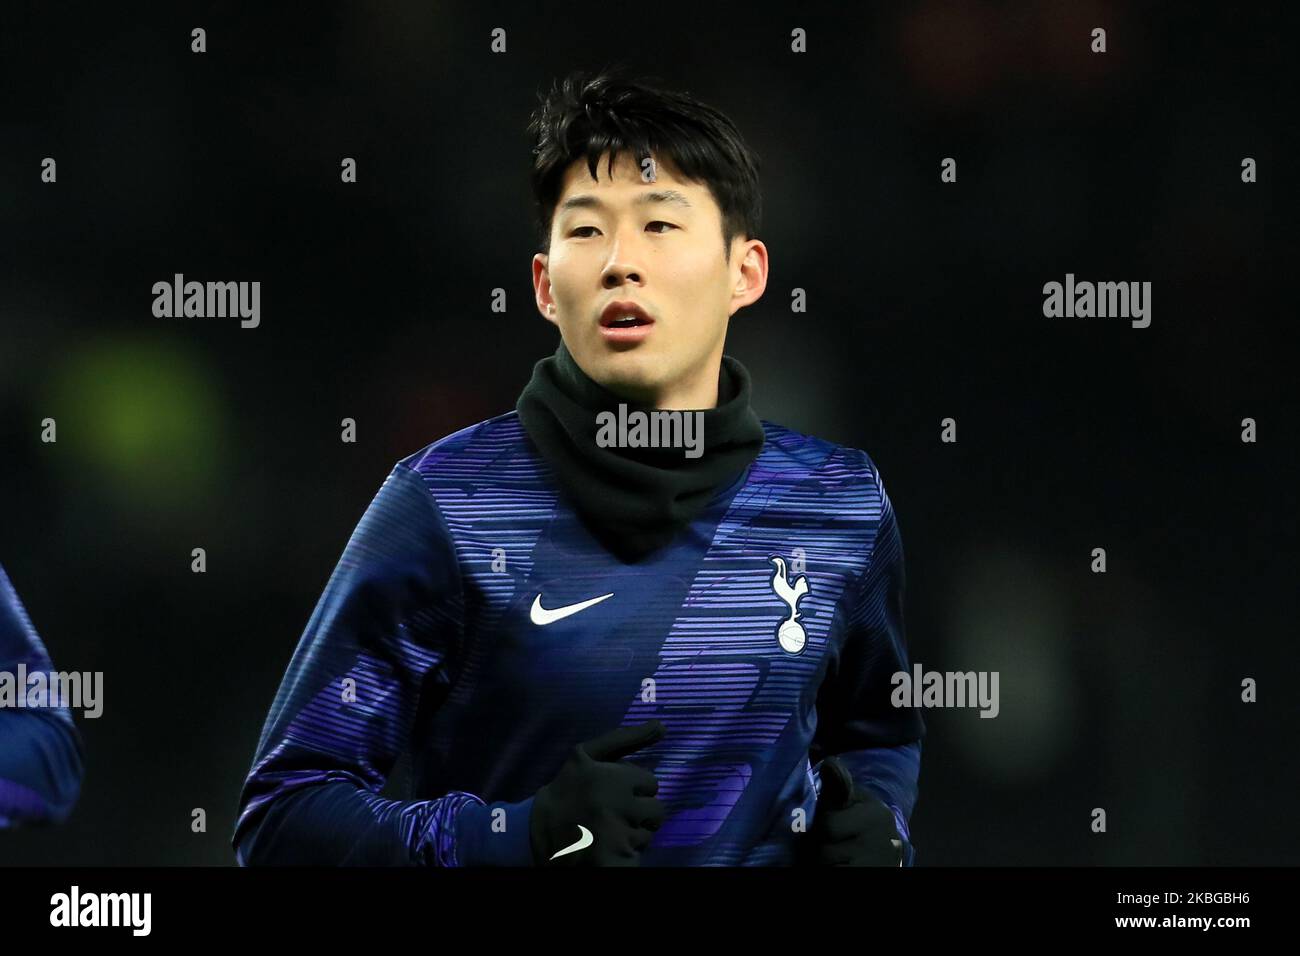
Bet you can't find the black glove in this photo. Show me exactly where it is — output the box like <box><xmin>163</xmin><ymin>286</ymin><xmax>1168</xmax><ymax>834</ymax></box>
<box><xmin>800</xmin><ymin>754</ymin><xmax>904</xmax><ymax>866</ymax></box>
<box><xmin>530</xmin><ymin>719</ymin><xmax>667</xmax><ymax>866</ymax></box>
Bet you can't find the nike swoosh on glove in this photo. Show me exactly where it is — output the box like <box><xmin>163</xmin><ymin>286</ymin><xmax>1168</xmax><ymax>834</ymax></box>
<box><xmin>529</xmin><ymin>720</ymin><xmax>667</xmax><ymax>866</ymax></box>
<box><xmin>799</xmin><ymin>754</ymin><xmax>904</xmax><ymax>866</ymax></box>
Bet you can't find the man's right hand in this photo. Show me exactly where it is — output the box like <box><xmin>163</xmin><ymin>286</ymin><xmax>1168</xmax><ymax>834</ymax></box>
<box><xmin>529</xmin><ymin>719</ymin><xmax>667</xmax><ymax>866</ymax></box>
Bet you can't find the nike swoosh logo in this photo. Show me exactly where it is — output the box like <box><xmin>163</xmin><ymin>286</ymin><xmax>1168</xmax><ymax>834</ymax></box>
<box><xmin>550</xmin><ymin>824</ymin><xmax>594</xmax><ymax>860</ymax></box>
<box><xmin>530</xmin><ymin>592</ymin><xmax>614</xmax><ymax>625</ymax></box>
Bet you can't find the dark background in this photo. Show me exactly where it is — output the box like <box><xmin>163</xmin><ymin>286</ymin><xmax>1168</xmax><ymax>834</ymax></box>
<box><xmin>1</xmin><ymin>2</ymin><xmax>1294</xmax><ymax>865</ymax></box>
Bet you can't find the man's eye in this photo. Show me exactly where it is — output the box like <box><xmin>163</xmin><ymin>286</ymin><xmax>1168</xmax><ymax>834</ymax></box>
<box><xmin>569</xmin><ymin>222</ymin><xmax>675</xmax><ymax>237</ymax></box>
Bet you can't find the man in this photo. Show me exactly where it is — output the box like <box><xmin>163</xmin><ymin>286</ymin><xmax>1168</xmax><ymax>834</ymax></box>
<box><xmin>0</xmin><ymin>563</ymin><xmax>85</xmax><ymax>828</ymax></box>
<box><xmin>234</xmin><ymin>68</ymin><xmax>924</xmax><ymax>866</ymax></box>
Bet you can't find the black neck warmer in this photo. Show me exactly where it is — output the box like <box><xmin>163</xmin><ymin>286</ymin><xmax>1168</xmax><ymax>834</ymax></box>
<box><xmin>516</xmin><ymin>339</ymin><xmax>766</xmax><ymax>562</ymax></box>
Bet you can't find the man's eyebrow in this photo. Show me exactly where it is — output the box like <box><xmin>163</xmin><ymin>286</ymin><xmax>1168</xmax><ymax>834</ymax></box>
<box><xmin>557</xmin><ymin>189</ymin><xmax>694</xmax><ymax>215</ymax></box>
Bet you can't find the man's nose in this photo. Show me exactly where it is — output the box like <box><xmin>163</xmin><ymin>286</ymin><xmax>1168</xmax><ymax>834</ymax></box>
<box><xmin>602</xmin><ymin>266</ymin><xmax>642</xmax><ymax>287</ymax></box>
<box><xmin>601</xmin><ymin>225</ymin><xmax>647</xmax><ymax>286</ymax></box>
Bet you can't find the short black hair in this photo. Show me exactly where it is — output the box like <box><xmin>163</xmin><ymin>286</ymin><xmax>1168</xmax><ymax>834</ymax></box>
<box><xmin>527</xmin><ymin>67</ymin><xmax>762</xmax><ymax>260</ymax></box>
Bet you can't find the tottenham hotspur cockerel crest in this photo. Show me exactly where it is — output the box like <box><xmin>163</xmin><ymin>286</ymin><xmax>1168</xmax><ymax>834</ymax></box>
<box><xmin>768</xmin><ymin>555</ymin><xmax>810</xmax><ymax>654</ymax></box>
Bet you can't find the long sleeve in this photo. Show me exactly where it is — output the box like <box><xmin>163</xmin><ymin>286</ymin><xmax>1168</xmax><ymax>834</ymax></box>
<box><xmin>232</xmin><ymin>464</ymin><xmax>534</xmax><ymax>866</ymax></box>
<box><xmin>0</xmin><ymin>563</ymin><xmax>85</xmax><ymax>827</ymax></box>
<box><xmin>809</xmin><ymin>460</ymin><xmax>925</xmax><ymax>864</ymax></box>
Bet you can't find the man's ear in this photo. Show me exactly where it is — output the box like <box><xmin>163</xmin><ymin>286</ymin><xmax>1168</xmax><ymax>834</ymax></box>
<box><xmin>727</xmin><ymin>238</ymin><xmax>768</xmax><ymax>316</ymax></box>
<box><xmin>533</xmin><ymin>252</ymin><xmax>558</xmax><ymax>326</ymax></box>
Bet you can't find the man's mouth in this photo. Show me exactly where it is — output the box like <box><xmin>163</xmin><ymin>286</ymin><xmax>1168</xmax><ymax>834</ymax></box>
<box><xmin>599</xmin><ymin>301</ymin><xmax>656</xmax><ymax>328</ymax></box>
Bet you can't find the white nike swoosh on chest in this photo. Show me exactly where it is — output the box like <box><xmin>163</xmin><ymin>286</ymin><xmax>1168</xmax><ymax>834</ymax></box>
<box><xmin>530</xmin><ymin>592</ymin><xmax>615</xmax><ymax>625</ymax></box>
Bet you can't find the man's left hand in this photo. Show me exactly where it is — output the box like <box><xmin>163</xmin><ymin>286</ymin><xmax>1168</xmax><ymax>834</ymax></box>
<box><xmin>801</xmin><ymin>754</ymin><xmax>904</xmax><ymax>866</ymax></box>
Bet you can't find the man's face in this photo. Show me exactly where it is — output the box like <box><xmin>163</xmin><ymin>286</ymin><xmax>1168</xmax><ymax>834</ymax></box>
<box><xmin>533</xmin><ymin>151</ymin><xmax>766</xmax><ymax>409</ymax></box>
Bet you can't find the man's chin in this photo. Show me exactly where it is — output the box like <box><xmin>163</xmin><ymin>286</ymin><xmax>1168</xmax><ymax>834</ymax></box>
<box><xmin>588</xmin><ymin>358</ymin><xmax>662</xmax><ymax>404</ymax></box>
